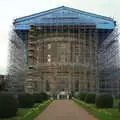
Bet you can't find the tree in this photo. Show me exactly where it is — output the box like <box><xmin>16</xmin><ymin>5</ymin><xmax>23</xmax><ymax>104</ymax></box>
<box><xmin>0</xmin><ymin>80</ymin><xmax>6</xmax><ymax>92</ymax></box>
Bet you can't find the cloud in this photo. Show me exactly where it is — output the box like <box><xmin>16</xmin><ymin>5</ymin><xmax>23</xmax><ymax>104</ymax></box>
<box><xmin>0</xmin><ymin>28</ymin><xmax>8</xmax><ymax>74</ymax></box>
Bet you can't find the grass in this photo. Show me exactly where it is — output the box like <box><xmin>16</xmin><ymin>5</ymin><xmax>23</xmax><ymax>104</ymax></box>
<box><xmin>0</xmin><ymin>100</ymin><xmax>52</xmax><ymax>120</ymax></box>
<box><xmin>73</xmin><ymin>98</ymin><xmax>120</xmax><ymax>120</ymax></box>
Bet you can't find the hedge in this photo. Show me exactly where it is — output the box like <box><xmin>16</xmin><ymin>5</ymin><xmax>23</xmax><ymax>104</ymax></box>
<box><xmin>0</xmin><ymin>93</ymin><xmax>18</xmax><ymax>118</ymax></box>
<box><xmin>96</xmin><ymin>94</ymin><xmax>113</xmax><ymax>108</ymax></box>
<box><xmin>84</xmin><ymin>93</ymin><xmax>96</xmax><ymax>104</ymax></box>
<box><xmin>118</xmin><ymin>101</ymin><xmax>120</xmax><ymax>112</ymax></box>
<box><xmin>18</xmin><ymin>93</ymin><xmax>34</xmax><ymax>108</ymax></box>
<box><xmin>77</xmin><ymin>92</ymin><xmax>87</xmax><ymax>101</ymax></box>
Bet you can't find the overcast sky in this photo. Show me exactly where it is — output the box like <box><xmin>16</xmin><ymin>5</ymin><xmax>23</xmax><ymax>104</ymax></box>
<box><xmin>0</xmin><ymin>0</ymin><xmax>120</xmax><ymax>74</ymax></box>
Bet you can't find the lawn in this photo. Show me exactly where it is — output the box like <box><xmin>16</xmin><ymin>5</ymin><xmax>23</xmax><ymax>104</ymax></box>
<box><xmin>73</xmin><ymin>98</ymin><xmax>120</xmax><ymax>120</ymax></box>
<box><xmin>0</xmin><ymin>100</ymin><xmax>52</xmax><ymax>120</ymax></box>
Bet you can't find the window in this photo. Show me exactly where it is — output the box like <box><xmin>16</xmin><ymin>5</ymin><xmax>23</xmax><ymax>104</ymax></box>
<box><xmin>75</xmin><ymin>80</ymin><xmax>79</xmax><ymax>91</ymax></box>
<box><xmin>46</xmin><ymin>80</ymin><xmax>50</xmax><ymax>91</ymax></box>
<box><xmin>48</xmin><ymin>58</ymin><xmax>51</xmax><ymax>63</ymax></box>
<box><xmin>34</xmin><ymin>82</ymin><xmax>37</xmax><ymax>89</ymax></box>
<box><xmin>48</xmin><ymin>54</ymin><xmax>51</xmax><ymax>58</ymax></box>
<box><xmin>37</xmin><ymin>56</ymin><xmax>39</xmax><ymax>63</ymax></box>
<box><xmin>60</xmin><ymin>55</ymin><xmax>66</xmax><ymax>62</ymax></box>
<box><xmin>76</xmin><ymin>56</ymin><xmax>79</xmax><ymax>62</ymax></box>
<box><xmin>47</xmin><ymin>54</ymin><xmax>51</xmax><ymax>63</ymax></box>
<box><xmin>48</xmin><ymin>44</ymin><xmax>51</xmax><ymax>49</ymax></box>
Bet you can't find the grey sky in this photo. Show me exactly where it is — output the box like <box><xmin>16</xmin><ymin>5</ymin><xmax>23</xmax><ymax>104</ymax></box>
<box><xmin>0</xmin><ymin>0</ymin><xmax>120</xmax><ymax>74</ymax></box>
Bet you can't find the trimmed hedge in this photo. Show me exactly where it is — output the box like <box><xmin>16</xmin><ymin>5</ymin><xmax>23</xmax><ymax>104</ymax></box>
<box><xmin>77</xmin><ymin>92</ymin><xmax>87</xmax><ymax>101</ymax></box>
<box><xmin>22</xmin><ymin>100</ymin><xmax>51</xmax><ymax>119</ymax></box>
<box><xmin>18</xmin><ymin>93</ymin><xmax>34</xmax><ymax>108</ymax></box>
<box><xmin>33</xmin><ymin>92</ymin><xmax>49</xmax><ymax>103</ymax></box>
<box><xmin>33</xmin><ymin>93</ymin><xmax>42</xmax><ymax>103</ymax></box>
<box><xmin>118</xmin><ymin>101</ymin><xmax>120</xmax><ymax>112</ymax></box>
<box><xmin>84</xmin><ymin>93</ymin><xmax>96</xmax><ymax>104</ymax></box>
<box><xmin>40</xmin><ymin>92</ymin><xmax>49</xmax><ymax>101</ymax></box>
<box><xmin>96</xmin><ymin>94</ymin><xmax>113</xmax><ymax>108</ymax></box>
<box><xmin>0</xmin><ymin>93</ymin><xmax>18</xmax><ymax>118</ymax></box>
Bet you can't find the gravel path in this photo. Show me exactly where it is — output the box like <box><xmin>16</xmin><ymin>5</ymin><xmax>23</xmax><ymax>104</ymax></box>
<box><xmin>35</xmin><ymin>100</ymin><xmax>99</xmax><ymax>120</ymax></box>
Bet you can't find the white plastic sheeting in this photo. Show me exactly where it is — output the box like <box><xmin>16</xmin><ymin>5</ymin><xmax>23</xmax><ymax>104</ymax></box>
<box><xmin>7</xmin><ymin>29</ymin><xmax>26</xmax><ymax>92</ymax></box>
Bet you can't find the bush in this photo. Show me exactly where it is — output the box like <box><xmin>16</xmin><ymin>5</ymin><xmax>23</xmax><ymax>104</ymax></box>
<box><xmin>33</xmin><ymin>93</ymin><xmax>43</xmax><ymax>103</ymax></box>
<box><xmin>33</xmin><ymin>92</ymin><xmax>49</xmax><ymax>103</ymax></box>
<box><xmin>96</xmin><ymin>94</ymin><xmax>113</xmax><ymax>108</ymax></box>
<box><xmin>84</xmin><ymin>93</ymin><xmax>96</xmax><ymax>104</ymax></box>
<box><xmin>40</xmin><ymin>92</ymin><xmax>49</xmax><ymax>101</ymax></box>
<box><xmin>77</xmin><ymin>92</ymin><xmax>87</xmax><ymax>101</ymax></box>
<box><xmin>0</xmin><ymin>93</ymin><xmax>18</xmax><ymax>118</ymax></box>
<box><xmin>118</xmin><ymin>101</ymin><xmax>120</xmax><ymax>112</ymax></box>
<box><xmin>18</xmin><ymin>93</ymin><xmax>34</xmax><ymax>108</ymax></box>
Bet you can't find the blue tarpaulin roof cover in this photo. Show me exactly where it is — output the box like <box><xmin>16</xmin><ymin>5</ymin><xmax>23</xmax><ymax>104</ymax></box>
<box><xmin>14</xmin><ymin>6</ymin><xmax>116</xmax><ymax>30</ymax></box>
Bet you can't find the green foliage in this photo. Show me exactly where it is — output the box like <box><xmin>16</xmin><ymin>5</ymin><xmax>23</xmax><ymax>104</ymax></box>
<box><xmin>84</xmin><ymin>93</ymin><xmax>96</xmax><ymax>104</ymax></box>
<box><xmin>0</xmin><ymin>100</ymin><xmax>51</xmax><ymax>120</ymax></box>
<box><xmin>39</xmin><ymin>92</ymin><xmax>49</xmax><ymax>101</ymax></box>
<box><xmin>22</xmin><ymin>100</ymin><xmax>51</xmax><ymax>120</ymax></box>
<box><xmin>33</xmin><ymin>93</ymin><xmax>40</xmax><ymax>103</ymax></box>
<box><xmin>18</xmin><ymin>93</ymin><xmax>34</xmax><ymax>108</ymax></box>
<box><xmin>96</xmin><ymin>94</ymin><xmax>113</xmax><ymax>108</ymax></box>
<box><xmin>33</xmin><ymin>93</ymin><xmax>43</xmax><ymax>103</ymax></box>
<box><xmin>33</xmin><ymin>92</ymin><xmax>49</xmax><ymax>103</ymax></box>
<box><xmin>77</xmin><ymin>92</ymin><xmax>87</xmax><ymax>101</ymax></box>
<box><xmin>73</xmin><ymin>98</ymin><xmax>120</xmax><ymax>120</ymax></box>
<box><xmin>0</xmin><ymin>80</ymin><xmax>6</xmax><ymax>91</ymax></box>
<box><xmin>118</xmin><ymin>101</ymin><xmax>120</xmax><ymax>112</ymax></box>
<box><xmin>0</xmin><ymin>93</ymin><xmax>18</xmax><ymax>118</ymax></box>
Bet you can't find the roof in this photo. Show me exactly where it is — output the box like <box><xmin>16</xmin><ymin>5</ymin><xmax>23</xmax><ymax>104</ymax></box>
<box><xmin>14</xmin><ymin>6</ymin><xmax>116</xmax><ymax>30</ymax></box>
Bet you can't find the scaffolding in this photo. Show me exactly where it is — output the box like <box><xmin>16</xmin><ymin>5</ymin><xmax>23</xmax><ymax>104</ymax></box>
<box><xmin>25</xmin><ymin>22</ymin><xmax>99</xmax><ymax>95</ymax></box>
<box><xmin>7</xmin><ymin>28</ymin><xmax>26</xmax><ymax>92</ymax></box>
<box><xmin>8</xmin><ymin>22</ymin><xmax>120</xmax><ymax>97</ymax></box>
<box><xmin>99</xmin><ymin>25</ymin><xmax>120</xmax><ymax>97</ymax></box>
<box><xmin>7</xmin><ymin>6</ymin><xmax>120</xmax><ymax>98</ymax></box>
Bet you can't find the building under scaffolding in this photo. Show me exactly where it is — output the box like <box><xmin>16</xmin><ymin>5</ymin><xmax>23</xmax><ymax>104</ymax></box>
<box><xmin>99</xmin><ymin>26</ymin><xmax>120</xmax><ymax>97</ymax></box>
<box><xmin>8</xmin><ymin>6</ymin><xmax>120</xmax><ymax>97</ymax></box>
<box><xmin>7</xmin><ymin>29</ymin><xmax>26</xmax><ymax>92</ymax></box>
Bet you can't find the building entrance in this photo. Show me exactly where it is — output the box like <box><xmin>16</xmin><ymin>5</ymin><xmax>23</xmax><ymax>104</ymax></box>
<box><xmin>57</xmin><ymin>91</ymin><xmax>69</xmax><ymax>100</ymax></box>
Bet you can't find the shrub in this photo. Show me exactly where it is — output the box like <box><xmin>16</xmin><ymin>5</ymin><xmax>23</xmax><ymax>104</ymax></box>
<box><xmin>77</xmin><ymin>92</ymin><xmax>87</xmax><ymax>101</ymax></box>
<box><xmin>33</xmin><ymin>92</ymin><xmax>49</xmax><ymax>103</ymax></box>
<box><xmin>33</xmin><ymin>93</ymin><xmax>43</xmax><ymax>103</ymax></box>
<box><xmin>118</xmin><ymin>101</ymin><xmax>120</xmax><ymax>112</ymax></box>
<box><xmin>18</xmin><ymin>93</ymin><xmax>34</xmax><ymax>108</ymax></box>
<box><xmin>0</xmin><ymin>93</ymin><xmax>18</xmax><ymax>118</ymax></box>
<box><xmin>84</xmin><ymin>93</ymin><xmax>96</xmax><ymax>104</ymax></box>
<box><xmin>40</xmin><ymin>92</ymin><xmax>49</xmax><ymax>101</ymax></box>
<box><xmin>96</xmin><ymin>94</ymin><xmax>113</xmax><ymax>108</ymax></box>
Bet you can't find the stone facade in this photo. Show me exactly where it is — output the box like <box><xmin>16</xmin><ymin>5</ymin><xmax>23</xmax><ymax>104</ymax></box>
<box><xmin>25</xmin><ymin>26</ymin><xmax>98</xmax><ymax>95</ymax></box>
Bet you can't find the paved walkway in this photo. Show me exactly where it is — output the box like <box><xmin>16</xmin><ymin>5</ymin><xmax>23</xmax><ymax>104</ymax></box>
<box><xmin>35</xmin><ymin>100</ymin><xmax>98</xmax><ymax>120</ymax></box>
